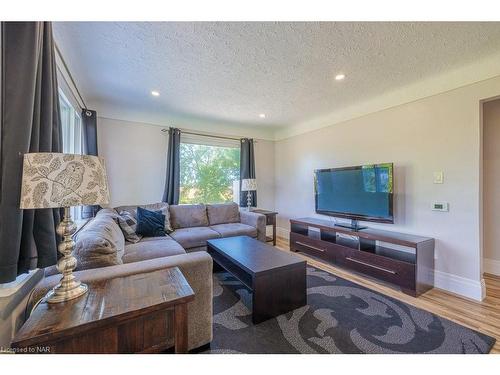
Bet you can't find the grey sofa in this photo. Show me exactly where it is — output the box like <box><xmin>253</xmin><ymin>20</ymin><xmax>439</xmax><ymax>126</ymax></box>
<box><xmin>115</xmin><ymin>202</ymin><xmax>267</xmax><ymax>254</ymax></box>
<box><xmin>27</xmin><ymin>202</ymin><xmax>266</xmax><ymax>352</ymax></box>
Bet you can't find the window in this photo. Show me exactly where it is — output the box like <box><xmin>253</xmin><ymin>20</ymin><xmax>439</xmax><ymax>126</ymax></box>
<box><xmin>179</xmin><ymin>135</ymin><xmax>240</xmax><ymax>204</ymax></box>
<box><xmin>59</xmin><ymin>90</ymin><xmax>83</xmax><ymax>154</ymax></box>
<box><xmin>58</xmin><ymin>89</ymin><xmax>83</xmax><ymax>219</ymax></box>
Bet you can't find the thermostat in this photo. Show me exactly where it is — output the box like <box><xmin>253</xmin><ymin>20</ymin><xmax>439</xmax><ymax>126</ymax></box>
<box><xmin>432</xmin><ymin>202</ymin><xmax>449</xmax><ymax>212</ymax></box>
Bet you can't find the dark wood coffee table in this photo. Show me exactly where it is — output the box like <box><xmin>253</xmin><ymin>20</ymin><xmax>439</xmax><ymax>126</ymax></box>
<box><xmin>207</xmin><ymin>236</ymin><xmax>307</xmax><ymax>323</ymax></box>
<box><xmin>11</xmin><ymin>267</ymin><xmax>194</xmax><ymax>354</ymax></box>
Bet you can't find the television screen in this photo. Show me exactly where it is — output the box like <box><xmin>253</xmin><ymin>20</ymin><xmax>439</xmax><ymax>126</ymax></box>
<box><xmin>314</xmin><ymin>163</ymin><xmax>394</xmax><ymax>223</ymax></box>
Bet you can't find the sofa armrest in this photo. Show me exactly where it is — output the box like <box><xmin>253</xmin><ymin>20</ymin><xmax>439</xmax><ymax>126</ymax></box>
<box><xmin>28</xmin><ymin>252</ymin><xmax>213</xmax><ymax>350</ymax></box>
<box><xmin>240</xmin><ymin>210</ymin><xmax>266</xmax><ymax>242</ymax></box>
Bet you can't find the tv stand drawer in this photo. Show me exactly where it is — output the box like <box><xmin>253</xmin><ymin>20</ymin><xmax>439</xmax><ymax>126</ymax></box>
<box><xmin>290</xmin><ymin>233</ymin><xmax>334</xmax><ymax>261</ymax></box>
<box><xmin>336</xmin><ymin>247</ymin><xmax>415</xmax><ymax>290</ymax></box>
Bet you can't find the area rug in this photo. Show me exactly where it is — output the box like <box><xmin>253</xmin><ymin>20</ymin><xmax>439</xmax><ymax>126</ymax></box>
<box><xmin>206</xmin><ymin>266</ymin><xmax>495</xmax><ymax>354</ymax></box>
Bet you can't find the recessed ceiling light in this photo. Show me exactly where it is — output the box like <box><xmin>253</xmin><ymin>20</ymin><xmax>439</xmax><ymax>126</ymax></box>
<box><xmin>335</xmin><ymin>74</ymin><xmax>345</xmax><ymax>81</ymax></box>
<box><xmin>259</xmin><ymin>113</ymin><xmax>266</xmax><ymax>118</ymax></box>
<box><xmin>151</xmin><ymin>90</ymin><xmax>160</xmax><ymax>96</ymax></box>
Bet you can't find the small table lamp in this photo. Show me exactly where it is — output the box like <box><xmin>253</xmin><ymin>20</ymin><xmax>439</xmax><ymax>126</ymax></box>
<box><xmin>19</xmin><ymin>153</ymin><xmax>110</xmax><ymax>303</ymax></box>
<box><xmin>241</xmin><ymin>178</ymin><xmax>257</xmax><ymax>211</ymax></box>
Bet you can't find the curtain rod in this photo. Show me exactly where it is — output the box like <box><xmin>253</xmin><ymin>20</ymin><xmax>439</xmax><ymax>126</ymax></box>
<box><xmin>54</xmin><ymin>43</ymin><xmax>88</xmax><ymax>110</ymax></box>
<box><xmin>162</xmin><ymin>128</ymin><xmax>242</xmax><ymax>141</ymax></box>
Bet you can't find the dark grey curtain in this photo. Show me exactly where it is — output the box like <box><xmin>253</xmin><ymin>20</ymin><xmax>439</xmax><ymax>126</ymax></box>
<box><xmin>239</xmin><ymin>138</ymin><xmax>257</xmax><ymax>207</ymax></box>
<box><xmin>0</xmin><ymin>22</ymin><xmax>62</xmax><ymax>283</ymax></box>
<box><xmin>162</xmin><ymin>127</ymin><xmax>181</xmax><ymax>205</ymax></box>
<box><xmin>81</xmin><ymin>109</ymin><xmax>99</xmax><ymax>218</ymax></box>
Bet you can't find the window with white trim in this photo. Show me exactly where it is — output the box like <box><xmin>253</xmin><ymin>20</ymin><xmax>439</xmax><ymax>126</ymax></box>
<box><xmin>58</xmin><ymin>89</ymin><xmax>83</xmax><ymax>219</ymax></box>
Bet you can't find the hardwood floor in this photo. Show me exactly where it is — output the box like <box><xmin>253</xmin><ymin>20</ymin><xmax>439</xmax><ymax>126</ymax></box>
<box><xmin>275</xmin><ymin>237</ymin><xmax>500</xmax><ymax>354</ymax></box>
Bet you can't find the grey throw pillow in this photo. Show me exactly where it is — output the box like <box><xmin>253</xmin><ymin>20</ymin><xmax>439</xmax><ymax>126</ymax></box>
<box><xmin>117</xmin><ymin>210</ymin><xmax>143</xmax><ymax>243</ymax></box>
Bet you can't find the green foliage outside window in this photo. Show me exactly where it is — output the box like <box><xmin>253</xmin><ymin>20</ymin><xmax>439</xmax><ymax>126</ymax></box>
<box><xmin>362</xmin><ymin>163</ymin><xmax>393</xmax><ymax>193</ymax></box>
<box><xmin>179</xmin><ymin>143</ymin><xmax>240</xmax><ymax>204</ymax></box>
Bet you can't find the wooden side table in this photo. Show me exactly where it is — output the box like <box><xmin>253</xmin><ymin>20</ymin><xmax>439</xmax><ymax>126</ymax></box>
<box><xmin>11</xmin><ymin>267</ymin><xmax>194</xmax><ymax>354</ymax></box>
<box><xmin>251</xmin><ymin>208</ymin><xmax>278</xmax><ymax>246</ymax></box>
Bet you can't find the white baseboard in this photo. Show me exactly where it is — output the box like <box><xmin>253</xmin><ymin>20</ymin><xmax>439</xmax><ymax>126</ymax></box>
<box><xmin>484</xmin><ymin>258</ymin><xmax>500</xmax><ymax>276</ymax></box>
<box><xmin>433</xmin><ymin>270</ymin><xmax>485</xmax><ymax>301</ymax></box>
<box><xmin>278</xmin><ymin>226</ymin><xmax>485</xmax><ymax>301</ymax></box>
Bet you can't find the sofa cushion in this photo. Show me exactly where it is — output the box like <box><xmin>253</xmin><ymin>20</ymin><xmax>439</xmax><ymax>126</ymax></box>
<box><xmin>73</xmin><ymin>209</ymin><xmax>125</xmax><ymax>271</ymax></box>
<box><xmin>114</xmin><ymin>202</ymin><xmax>173</xmax><ymax>233</ymax></box>
<box><xmin>170</xmin><ymin>204</ymin><xmax>209</xmax><ymax>229</ymax></box>
<box><xmin>116</xmin><ymin>210</ymin><xmax>143</xmax><ymax>243</ymax></box>
<box><xmin>169</xmin><ymin>226</ymin><xmax>220</xmax><ymax>249</ymax></box>
<box><xmin>210</xmin><ymin>223</ymin><xmax>258</xmax><ymax>239</ymax></box>
<box><xmin>206</xmin><ymin>202</ymin><xmax>240</xmax><ymax>225</ymax></box>
<box><xmin>122</xmin><ymin>236</ymin><xmax>185</xmax><ymax>263</ymax></box>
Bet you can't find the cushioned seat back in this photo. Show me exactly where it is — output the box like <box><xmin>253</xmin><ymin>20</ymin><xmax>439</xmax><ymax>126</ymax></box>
<box><xmin>206</xmin><ymin>202</ymin><xmax>240</xmax><ymax>225</ymax></box>
<box><xmin>169</xmin><ymin>204</ymin><xmax>209</xmax><ymax>229</ymax></box>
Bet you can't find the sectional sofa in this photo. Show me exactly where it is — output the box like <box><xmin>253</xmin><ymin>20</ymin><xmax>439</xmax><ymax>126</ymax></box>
<box><xmin>26</xmin><ymin>202</ymin><xmax>266</xmax><ymax>351</ymax></box>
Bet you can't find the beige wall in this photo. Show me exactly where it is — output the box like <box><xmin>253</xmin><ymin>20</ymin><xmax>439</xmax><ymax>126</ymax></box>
<box><xmin>97</xmin><ymin>118</ymin><xmax>275</xmax><ymax>209</ymax></box>
<box><xmin>275</xmin><ymin>75</ymin><xmax>500</xmax><ymax>300</ymax></box>
<box><xmin>483</xmin><ymin>98</ymin><xmax>500</xmax><ymax>275</ymax></box>
<box><xmin>98</xmin><ymin>118</ymin><xmax>169</xmax><ymax>207</ymax></box>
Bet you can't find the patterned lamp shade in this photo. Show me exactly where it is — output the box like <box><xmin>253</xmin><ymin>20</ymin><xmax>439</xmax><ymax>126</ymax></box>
<box><xmin>241</xmin><ymin>178</ymin><xmax>257</xmax><ymax>192</ymax></box>
<box><xmin>20</xmin><ymin>153</ymin><xmax>110</xmax><ymax>209</ymax></box>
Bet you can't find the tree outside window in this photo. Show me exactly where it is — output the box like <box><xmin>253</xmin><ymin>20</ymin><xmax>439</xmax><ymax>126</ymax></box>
<box><xmin>179</xmin><ymin>142</ymin><xmax>240</xmax><ymax>204</ymax></box>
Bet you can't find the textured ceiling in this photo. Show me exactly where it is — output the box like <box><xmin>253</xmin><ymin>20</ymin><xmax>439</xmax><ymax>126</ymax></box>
<box><xmin>53</xmin><ymin>22</ymin><xmax>500</xmax><ymax>131</ymax></box>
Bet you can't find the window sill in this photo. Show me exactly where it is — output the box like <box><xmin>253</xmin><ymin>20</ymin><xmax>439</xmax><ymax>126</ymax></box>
<box><xmin>0</xmin><ymin>269</ymin><xmax>43</xmax><ymax>319</ymax></box>
<box><xmin>0</xmin><ymin>271</ymin><xmax>39</xmax><ymax>298</ymax></box>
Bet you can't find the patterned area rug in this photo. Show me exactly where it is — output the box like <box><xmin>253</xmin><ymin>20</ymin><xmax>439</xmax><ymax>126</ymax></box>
<box><xmin>206</xmin><ymin>266</ymin><xmax>495</xmax><ymax>354</ymax></box>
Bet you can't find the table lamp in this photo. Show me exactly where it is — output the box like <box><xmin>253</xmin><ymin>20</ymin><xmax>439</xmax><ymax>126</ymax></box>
<box><xmin>241</xmin><ymin>178</ymin><xmax>257</xmax><ymax>211</ymax></box>
<box><xmin>19</xmin><ymin>153</ymin><xmax>110</xmax><ymax>303</ymax></box>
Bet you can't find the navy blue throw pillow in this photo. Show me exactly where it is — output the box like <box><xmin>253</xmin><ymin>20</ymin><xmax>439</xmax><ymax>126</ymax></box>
<box><xmin>136</xmin><ymin>207</ymin><xmax>166</xmax><ymax>237</ymax></box>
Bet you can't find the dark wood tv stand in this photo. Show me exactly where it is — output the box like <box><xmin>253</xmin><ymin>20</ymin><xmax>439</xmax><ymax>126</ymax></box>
<box><xmin>289</xmin><ymin>217</ymin><xmax>435</xmax><ymax>297</ymax></box>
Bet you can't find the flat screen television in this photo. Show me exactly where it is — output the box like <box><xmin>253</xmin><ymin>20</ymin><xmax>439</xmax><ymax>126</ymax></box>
<box><xmin>314</xmin><ymin>163</ymin><xmax>394</xmax><ymax>230</ymax></box>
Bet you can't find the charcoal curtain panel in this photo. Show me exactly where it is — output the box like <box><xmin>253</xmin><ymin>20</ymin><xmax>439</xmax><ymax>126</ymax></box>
<box><xmin>240</xmin><ymin>138</ymin><xmax>257</xmax><ymax>207</ymax></box>
<box><xmin>0</xmin><ymin>22</ymin><xmax>62</xmax><ymax>283</ymax></box>
<box><xmin>81</xmin><ymin>109</ymin><xmax>99</xmax><ymax>218</ymax></box>
<box><xmin>162</xmin><ymin>127</ymin><xmax>181</xmax><ymax>205</ymax></box>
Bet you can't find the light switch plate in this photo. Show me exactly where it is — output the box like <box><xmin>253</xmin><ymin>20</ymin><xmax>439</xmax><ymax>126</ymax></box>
<box><xmin>433</xmin><ymin>171</ymin><xmax>444</xmax><ymax>184</ymax></box>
